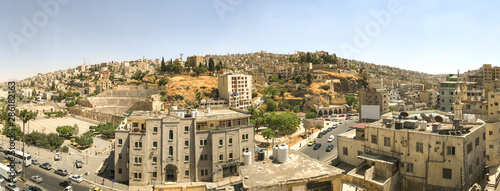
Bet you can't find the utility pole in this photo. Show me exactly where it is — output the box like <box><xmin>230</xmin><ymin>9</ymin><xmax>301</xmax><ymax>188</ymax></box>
<box><xmin>22</xmin><ymin>120</ymin><xmax>25</xmax><ymax>180</ymax></box>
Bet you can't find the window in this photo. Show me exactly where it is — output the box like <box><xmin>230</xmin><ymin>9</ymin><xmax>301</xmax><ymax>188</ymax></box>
<box><xmin>204</xmin><ymin>140</ymin><xmax>207</xmax><ymax>145</ymax></box>
<box><xmin>447</xmin><ymin>146</ymin><xmax>455</xmax><ymax>155</ymax></box>
<box><xmin>358</xmin><ymin>151</ymin><xmax>363</xmax><ymax>155</ymax></box>
<box><xmin>229</xmin><ymin>138</ymin><xmax>233</xmax><ymax>145</ymax></box>
<box><xmin>204</xmin><ymin>154</ymin><xmax>208</xmax><ymax>160</ymax></box>
<box><xmin>118</xmin><ymin>139</ymin><xmax>123</xmax><ymax>146</ymax></box>
<box><xmin>185</xmin><ymin>140</ymin><xmax>189</xmax><ymax>147</ymax></box>
<box><xmin>476</xmin><ymin>137</ymin><xmax>479</xmax><ymax>147</ymax></box>
<box><xmin>443</xmin><ymin>168</ymin><xmax>452</xmax><ymax>179</ymax></box>
<box><xmin>343</xmin><ymin>147</ymin><xmax>348</xmax><ymax>155</ymax></box>
<box><xmin>229</xmin><ymin>153</ymin><xmax>233</xmax><ymax>159</ymax></box>
<box><xmin>118</xmin><ymin>168</ymin><xmax>122</xmax><ymax>174</ymax></box>
<box><xmin>153</xmin><ymin>127</ymin><xmax>158</xmax><ymax>133</ymax></box>
<box><xmin>153</xmin><ymin>157</ymin><xmax>157</xmax><ymax>163</ymax></box>
<box><xmin>219</xmin><ymin>154</ymin><xmax>223</xmax><ymax>161</ymax></box>
<box><xmin>416</xmin><ymin>142</ymin><xmax>423</xmax><ymax>153</ymax></box>
<box><xmin>134</xmin><ymin>142</ymin><xmax>142</xmax><ymax>149</ymax></box>
<box><xmin>185</xmin><ymin>155</ymin><xmax>189</xmax><ymax>162</ymax></box>
<box><xmin>484</xmin><ymin>132</ymin><xmax>486</xmax><ymax>140</ymax></box>
<box><xmin>490</xmin><ymin>145</ymin><xmax>494</xmax><ymax>149</ymax></box>
<box><xmin>169</xmin><ymin>130</ymin><xmax>173</xmax><ymax>140</ymax></box>
<box><xmin>371</xmin><ymin>135</ymin><xmax>377</xmax><ymax>144</ymax></box>
<box><xmin>200</xmin><ymin>140</ymin><xmax>204</xmax><ymax>146</ymax></box>
<box><xmin>467</xmin><ymin>143</ymin><xmax>473</xmax><ymax>153</ymax></box>
<box><xmin>200</xmin><ymin>154</ymin><xmax>204</xmax><ymax>161</ymax></box>
<box><xmin>406</xmin><ymin>163</ymin><xmax>413</xmax><ymax>173</ymax></box>
<box><xmin>134</xmin><ymin>157</ymin><xmax>142</xmax><ymax>164</ymax></box>
<box><xmin>133</xmin><ymin>123</ymin><xmax>138</xmax><ymax>127</ymax></box>
<box><xmin>469</xmin><ymin>165</ymin><xmax>473</xmax><ymax>174</ymax></box>
<box><xmin>118</xmin><ymin>154</ymin><xmax>122</xmax><ymax>159</ymax></box>
<box><xmin>219</xmin><ymin>139</ymin><xmax>223</xmax><ymax>146</ymax></box>
<box><xmin>153</xmin><ymin>141</ymin><xmax>158</xmax><ymax>148</ymax></box>
<box><xmin>134</xmin><ymin>172</ymin><xmax>142</xmax><ymax>179</ymax></box>
<box><xmin>384</xmin><ymin>137</ymin><xmax>390</xmax><ymax>147</ymax></box>
<box><xmin>169</xmin><ymin>146</ymin><xmax>173</xmax><ymax>156</ymax></box>
<box><xmin>185</xmin><ymin>170</ymin><xmax>189</xmax><ymax>177</ymax></box>
<box><xmin>246</xmin><ymin>134</ymin><xmax>249</xmax><ymax>140</ymax></box>
<box><xmin>490</xmin><ymin>131</ymin><xmax>493</xmax><ymax>135</ymax></box>
<box><xmin>185</xmin><ymin>126</ymin><xmax>189</xmax><ymax>132</ymax></box>
<box><xmin>201</xmin><ymin>169</ymin><xmax>205</xmax><ymax>176</ymax></box>
<box><xmin>152</xmin><ymin>172</ymin><xmax>157</xmax><ymax>178</ymax></box>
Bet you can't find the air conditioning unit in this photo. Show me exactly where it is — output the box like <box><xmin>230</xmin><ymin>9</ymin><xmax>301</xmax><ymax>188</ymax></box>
<box><xmin>152</xmin><ymin>147</ymin><xmax>157</xmax><ymax>150</ymax></box>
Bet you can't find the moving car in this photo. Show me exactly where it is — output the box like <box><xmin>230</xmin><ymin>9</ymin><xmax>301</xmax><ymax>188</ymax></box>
<box><xmin>54</xmin><ymin>153</ymin><xmax>60</xmax><ymax>161</ymax></box>
<box><xmin>89</xmin><ymin>187</ymin><xmax>103</xmax><ymax>191</ymax></box>
<box><xmin>59</xmin><ymin>179</ymin><xmax>72</xmax><ymax>187</ymax></box>
<box><xmin>27</xmin><ymin>186</ymin><xmax>43</xmax><ymax>191</ymax></box>
<box><xmin>339</xmin><ymin>120</ymin><xmax>342</xmax><ymax>124</ymax></box>
<box><xmin>39</xmin><ymin>163</ymin><xmax>52</xmax><ymax>170</ymax></box>
<box><xmin>2</xmin><ymin>159</ymin><xmax>9</xmax><ymax>165</ymax></box>
<box><xmin>31</xmin><ymin>159</ymin><xmax>40</xmax><ymax>165</ymax></box>
<box><xmin>69</xmin><ymin>174</ymin><xmax>82</xmax><ymax>183</ymax></box>
<box><xmin>327</xmin><ymin>135</ymin><xmax>335</xmax><ymax>142</ymax></box>
<box><xmin>30</xmin><ymin>175</ymin><xmax>43</xmax><ymax>183</ymax></box>
<box><xmin>6</xmin><ymin>183</ymin><xmax>19</xmax><ymax>191</ymax></box>
<box><xmin>313</xmin><ymin>143</ymin><xmax>322</xmax><ymax>150</ymax></box>
<box><xmin>307</xmin><ymin>140</ymin><xmax>316</xmax><ymax>146</ymax></box>
<box><xmin>55</xmin><ymin>168</ymin><xmax>68</xmax><ymax>176</ymax></box>
<box><xmin>326</xmin><ymin>145</ymin><xmax>334</xmax><ymax>152</ymax></box>
<box><xmin>75</xmin><ymin>159</ymin><xmax>83</xmax><ymax>168</ymax></box>
<box><xmin>63</xmin><ymin>186</ymin><xmax>73</xmax><ymax>191</ymax></box>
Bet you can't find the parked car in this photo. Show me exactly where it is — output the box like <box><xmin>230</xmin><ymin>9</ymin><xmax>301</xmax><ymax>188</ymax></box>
<box><xmin>39</xmin><ymin>163</ymin><xmax>52</xmax><ymax>170</ymax></box>
<box><xmin>327</xmin><ymin>135</ymin><xmax>335</xmax><ymax>142</ymax></box>
<box><xmin>313</xmin><ymin>143</ymin><xmax>322</xmax><ymax>150</ymax></box>
<box><xmin>27</xmin><ymin>186</ymin><xmax>42</xmax><ymax>191</ymax></box>
<box><xmin>89</xmin><ymin>187</ymin><xmax>102</xmax><ymax>191</ymax></box>
<box><xmin>326</xmin><ymin>145</ymin><xmax>334</xmax><ymax>152</ymax></box>
<box><xmin>31</xmin><ymin>159</ymin><xmax>40</xmax><ymax>165</ymax></box>
<box><xmin>0</xmin><ymin>146</ymin><xmax>4</xmax><ymax>152</ymax></box>
<box><xmin>69</xmin><ymin>174</ymin><xmax>82</xmax><ymax>183</ymax></box>
<box><xmin>75</xmin><ymin>160</ymin><xmax>83</xmax><ymax>168</ymax></box>
<box><xmin>54</xmin><ymin>153</ymin><xmax>60</xmax><ymax>161</ymax></box>
<box><xmin>317</xmin><ymin>133</ymin><xmax>323</xmax><ymax>138</ymax></box>
<box><xmin>332</xmin><ymin>124</ymin><xmax>337</xmax><ymax>129</ymax></box>
<box><xmin>0</xmin><ymin>176</ymin><xmax>4</xmax><ymax>184</ymax></box>
<box><xmin>307</xmin><ymin>140</ymin><xmax>316</xmax><ymax>146</ymax></box>
<box><xmin>59</xmin><ymin>179</ymin><xmax>72</xmax><ymax>187</ymax></box>
<box><xmin>6</xmin><ymin>182</ymin><xmax>19</xmax><ymax>191</ymax></box>
<box><xmin>55</xmin><ymin>168</ymin><xmax>68</xmax><ymax>176</ymax></box>
<box><xmin>339</xmin><ymin>120</ymin><xmax>342</xmax><ymax>124</ymax></box>
<box><xmin>2</xmin><ymin>159</ymin><xmax>10</xmax><ymax>165</ymax></box>
<box><xmin>30</xmin><ymin>175</ymin><xmax>43</xmax><ymax>183</ymax></box>
<box><xmin>327</xmin><ymin>127</ymin><xmax>333</xmax><ymax>132</ymax></box>
<box><xmin>324</xmin><ymin>118</ymin><xmax>330</xmax><ymax>121</ymax></box>
<box><xmin>63</xmin><ymin>186</ymin><xmax>73</xmax><ymax>191</ymax></box>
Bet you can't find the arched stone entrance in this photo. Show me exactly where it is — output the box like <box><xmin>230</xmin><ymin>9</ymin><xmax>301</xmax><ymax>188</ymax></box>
<box><xmin>165</xmin><ymin>164</ymin><xmax>178</xmax><ymax>182</ymax></box>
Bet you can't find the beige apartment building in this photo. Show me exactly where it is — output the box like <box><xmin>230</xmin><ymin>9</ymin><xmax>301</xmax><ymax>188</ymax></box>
<box><xmin>337</xmin><ymin>116</ymin><xmax>486</xmax><ymax>191</ymax></box>
<box><xmin>187</xmin><ymin>55</ymin><xmax>204</xmax><ymax>67</ymax></box>
<box><xmin>114</xmin><ymin>108</ymin><xmax>254</xmax><ymax>186</ymax></box>
<box><xmin>359</xmin><ymin>88</ymin><xmax>389</xmax><ymax>118</ymax></box>
<box><xmin>218</xmin><ymin>73</ymin><xmax>252</xmax><ymax>110</ymax></box>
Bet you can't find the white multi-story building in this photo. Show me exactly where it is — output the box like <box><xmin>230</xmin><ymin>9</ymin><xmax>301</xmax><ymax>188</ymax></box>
<box><xmin>218</xmin><ymin>73</ymin><xmax>252</xmax><ymax>110</ymax></box>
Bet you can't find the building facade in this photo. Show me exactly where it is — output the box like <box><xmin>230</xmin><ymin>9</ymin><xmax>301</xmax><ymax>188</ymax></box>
<box><xmin>114</xmin><ymin>108</ymin><xmax>254</xmax><ymax>186</ymax></box>
<box><xmin>218</xmin><ymin>73</ymin><xmax>253</xmax><ymax>110</ymax></box>
<box><xmin>439</xmin><ymin>74</ymin><xmax>460</xmax><ymax>112</ymax></box>
<box><xmin>359</xmin><ymin>88</ymin><xmax>389</xmax><ymax>118</ymax></box>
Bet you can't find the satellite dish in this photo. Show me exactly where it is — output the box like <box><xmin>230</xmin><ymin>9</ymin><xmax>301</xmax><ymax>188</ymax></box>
<box><xmin>400</xmin><ymin>112</ymin><xmax>409</xmax><ymax>117</ymax></box>
<box><xmin>413</xmin><ymin>116</ymin><xmax>418</xmax><ymax>120</ymax></box>
<box><xmin>435</xmin><ymin>116</ymin><xmax>444</xmax><ymax>122</ymax></box>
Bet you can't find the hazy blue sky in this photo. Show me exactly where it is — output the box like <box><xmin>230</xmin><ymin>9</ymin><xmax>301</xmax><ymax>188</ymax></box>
<box><xmin>2</xmin><ymin>0</ymin><xmax>500</xmax><ymax>82</ymax></box>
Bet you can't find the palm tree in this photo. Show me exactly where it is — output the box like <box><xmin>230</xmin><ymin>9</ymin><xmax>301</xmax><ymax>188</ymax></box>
<box><xmin>19</xmin><ymin>109</ymin><xmax>33</xmax><ymax>180</ymax></box>
<box><xmin>195</xmin><ymin>89</ymin><xmax>203</xmax><ymax>107</ymax></box>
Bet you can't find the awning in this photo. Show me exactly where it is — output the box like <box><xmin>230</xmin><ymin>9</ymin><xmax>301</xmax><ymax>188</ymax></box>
<box><xmin>357</xmin><ymin>153</ymin><xmax>399</xmax><ymax>165</ymax></box>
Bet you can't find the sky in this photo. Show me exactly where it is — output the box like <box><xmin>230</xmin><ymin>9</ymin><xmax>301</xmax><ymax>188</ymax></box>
<box><xmin>1</xmin><ymin>0</ymin><xmax>500</xmax><ymax>82</ymax></box>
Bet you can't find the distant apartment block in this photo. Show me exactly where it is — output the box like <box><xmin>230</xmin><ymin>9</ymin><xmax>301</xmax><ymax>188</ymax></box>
<box><xmin>218</xmin><ymin>73</ymin><xmax>252</xmax><ymax>110</ymax></box>
<box><xmin>114</xmin><ymin>108</ymin><xmax>254</xmax><ymax>186</ymax></box>
<box><xmin>439</xmin><ymin>74</ymin><xmax>461</xmax><ymax>112</ymax></box>
<box><xmin>359</xmin><ymin>88</ymin><xmax>389</xmax><ymax>117</ymax></box>
<box><xmin>187</xmin><ymin>55</ymin><xmax>203</xmax><ymax>67</ymax></box>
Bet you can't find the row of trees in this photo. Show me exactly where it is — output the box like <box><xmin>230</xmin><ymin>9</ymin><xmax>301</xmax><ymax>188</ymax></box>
<box><xmin>24</xmin><ymin>131</ymin><xmax>64</xmax><ymax>150</ymax></box>
<box><xmin>45</xmin><ymin>111</ymin><xmax>67</xmax><ymax>117</ymax></box>
<box><xmin>56</xmin><ymin>124</ymin><xmax>79</xmax><ymax>139</ymax></box>
<box><xmin>89</xmin><ymin>122</ymin><xmax>115</xmax><ymax>139</ymax></box>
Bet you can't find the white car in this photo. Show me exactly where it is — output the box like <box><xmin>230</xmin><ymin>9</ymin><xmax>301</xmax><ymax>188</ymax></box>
<box><xmin>327</xmin><ymin>135</ymin><xmax>335</xmax><ymax>142</ymax></box>
<box><xmin>63</xmin><ymin>186</ymin><xmax>73</xmax><ymax>191</ymax></box>
<box><xmin>5</xmin><ymin>183</ymin><xmax>19</xmax><ymax>191</ymax></box>
<box><xmin>69</xmin><ymin>174</ymin><xmax>82</xmax><ymax>183</ymax></box>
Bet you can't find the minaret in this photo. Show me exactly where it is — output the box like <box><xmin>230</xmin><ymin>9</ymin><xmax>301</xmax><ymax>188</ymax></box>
<box><xmin>453</xmin><ymin>70</ymin><xmax>463</xmax><ymax>121</ymax></box>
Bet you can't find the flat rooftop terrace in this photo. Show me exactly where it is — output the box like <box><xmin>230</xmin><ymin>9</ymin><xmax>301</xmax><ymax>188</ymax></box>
<box><xmin>240</xmin><ymin>150</ymin><xmax>343</xmax><ymax>189</ymax></box>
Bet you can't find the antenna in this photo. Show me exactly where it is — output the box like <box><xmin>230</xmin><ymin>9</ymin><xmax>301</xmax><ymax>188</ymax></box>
<box><xmin>180</xmin><ymin>53</ymin><xmax>184</xmax><ymax>61</ymax></box>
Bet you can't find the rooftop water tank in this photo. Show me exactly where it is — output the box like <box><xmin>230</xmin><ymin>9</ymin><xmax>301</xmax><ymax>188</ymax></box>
<box><xmin>171</xmin><ymin>106</ymin><xmax>178</xmax><ymax>111</ymax></box>
<box><xmin>191</xmin><ymin>111</ymin><xmax>196</xmax><ymax>118</ymax></box>
<box><xmin>180</xmin><ymin>112</ymin><xmax>185</xmax><ymax>118</ymax></box>
<box><xmin>272</xmin><ymin>145</ymin><xmax>279</xmax><ymax>159</ymax></box>
<box><xmin>257</xmin><ymin>150</ymin><xmax>265</xmax><ymax>161</ymax></box>
<box><xmin>176</xmin><ymin>112</ymin><xmax>181</xmax><ymax>118</ymax></box>
<box><xmin>207</xmin><ymin>107</ymin><xmax>211</xmax><ymax>113</ymax></box>
<box><xmin>277</xmin><ymin>144</ymin><xmax>289</xmax><ymax>163</ymax></box>
<box><xmin>243</xmin><ymin>151</ymin><xmax>252</xmax><ymax>165</ymax></box>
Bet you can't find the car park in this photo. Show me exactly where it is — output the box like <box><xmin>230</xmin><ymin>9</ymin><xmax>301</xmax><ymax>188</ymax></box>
<box><xmin>326</xmin><ymin>145</ymin><xmax>334</xmax><ymax>152</ymax></box>
<box><xmin>69</xmin><ymin>174</ymin><xmax>83</xmax><ymax>183</ymax></box>
<box><xmin>308</xmin><ymin>140</ymin><xmax>316</xmax><ymax>146</ymax></box>
<box><xmin>327</xmin><ymin>135</ymin><xmax>335</xmax><ymax>142</ymax></box>
<box><xmin>39</xmin><ymin>163</ymin><xmax>52</xmax><ymax>170</ymax></box>
<box><xmin>55</xmin><ymin>168</ymin><xmax>68</xmax><ymax>176</ymax></box>
<box><xmin>313</xmin><ymin>143</ymin><xmax>322</xmax><ymax>150</ymax></box>
<box><xmin>59</xmin><ymin>179</ymin><xmax>72</xmax><ymax>187</ymax></box>
<box><xmin>30</xmin><ymin>175</ymin><xmax>43</xmax><ymax>183</ymax></box>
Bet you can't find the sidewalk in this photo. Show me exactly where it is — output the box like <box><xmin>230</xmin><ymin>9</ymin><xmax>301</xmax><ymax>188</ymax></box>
<box><xmin>485</xmin><ymin>165</ymin><xmax>500</xmax><ymax>191</ymax></box>
<box><xmin>0</xmin><ymin>135</ymin><xmax>128</xmax><ymax>191</ymax></box>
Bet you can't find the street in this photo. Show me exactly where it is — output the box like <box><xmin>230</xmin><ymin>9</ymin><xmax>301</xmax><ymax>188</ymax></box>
<box><xmin>0</xmin><ymin>151</ymin><xmax>96</xmax><ymax>191</ymax></box>
<box><xmin>300</xmin><ymin>116</ymin><xmax>357</xmax><ymax>162</ymax></box>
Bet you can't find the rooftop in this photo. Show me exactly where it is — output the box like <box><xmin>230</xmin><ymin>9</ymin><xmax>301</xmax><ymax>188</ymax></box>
<box><xmin>240</xmin><ymin>150</ymin><xmax>343</xmax><ymax>189</ymax></box>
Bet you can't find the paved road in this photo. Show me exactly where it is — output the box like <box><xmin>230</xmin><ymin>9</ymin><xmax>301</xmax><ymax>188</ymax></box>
<box><xmin>0</xmin><ymin>151</ymin><xmax>95</xmax><ymax>191</ymax></box>
<box><xmin>300</xmin><ymin>116</ymin><xmax>358</xmax><ymax>162</ymax></box>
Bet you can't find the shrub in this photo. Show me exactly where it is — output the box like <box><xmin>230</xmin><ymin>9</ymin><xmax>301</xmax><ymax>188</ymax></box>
<box><xmin>61</xmin><ymin>146</ymin><xmax>69</xmax><ymax>153</ymax></box>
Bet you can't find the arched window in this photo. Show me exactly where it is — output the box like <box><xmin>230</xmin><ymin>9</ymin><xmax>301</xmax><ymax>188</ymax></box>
<box><xmin>169</xmin><ymin>146</ymin><xmax>173</xmax><ymax>156</ymax></box>
<box><xmin>169</xmin><ymin>130</ymin><xmax>173</xmax><ymax>140</ymax></box>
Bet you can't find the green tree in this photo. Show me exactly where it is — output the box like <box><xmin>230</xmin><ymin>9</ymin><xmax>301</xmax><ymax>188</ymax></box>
<box><xmin>100</xmin><ymin>125</ymin><xmax>115</xmax><ymax>139</ymax></box>
<box><xmin>56</xmin><ymin>125</ymin><xmax>75</xmax><ymax>139</ymax></box>
<box><xmin>73</xmin><ymin>124</ymin><xmax>79</xmax><ymax>136</ymax></box>
<box><xmin>261</xmin><ymin>128</ymin><xmax>275</xmax><ymax>143</ymax></box>
<box><xmin>65</xmin><ymin>101</ymin><xmax>76</xmax><ymax>107</ymax></box>
<box><xmin>264</xmin><ymin>86</ymin><xmax>277</xmax><ymax>99</ymax></box>
<box><xmin>295</xmin><ymin>75</ymin><xmax>303</xmax><ymax>83</ymax></box>
<box><xmin>248</xmin><ymin>107</ymin><xmax>264</xmax><ymax>132</ymax></box>
<box><xmin>75</xmin><ymin>133</ymin><xmax>93</xmax><ymax>148</ymax></box>
<box><xmin>160</xmin><ymin>90</ymin><xmax>168</xmax><ymax>96</ymax></box>
<box><xmin>208</xmin><ymin>58</ymin><xmax>215</xmax><ymax>72</ymax></box>
<box><xmin>264</xmin><ymin>112</ymin><xmax>300</xmax><ymax>137</ymax></box>
<box><xmin>158</xmin><ymin>77</ymin><xmax>169</xmax><ymax>86</ymax></box>
<box><xmin>305</xmin><ymin>112</ymin><xmax>317</xmax><ymax>119</ymax></box>
<box><xmin>252</xmin><ymin>92</ymin><xmax>258</xmax><ymax>98</ymax></box>
<box><xmin>306</xmin><ymin>73</ymin><xmax>312</xmax><ymax>84</ymax></box>
<box><xmin>195</xmin><ymin>89</ymin><xmax>204</xmax><ymax>107</ymax></box>
<box><xmin>279</xmin><ymin>89</ymin><xmax>287</xmax><ymax>100</ymax></box>
<box><xmin>216</xmin><ymin>61</ymin><xmax>223</xmax><ymax>71</ymax></box>
<box><xmin>2</xmin><ymin>124</ymin><xmax>22</xmax><ymax>140</ymax></box>
<box><xmin>160</xmin><ymin>57</ymin><xmax>166</xmax><ymax>73</ymax></box>
<box><xmin>46</xmin><ymin>133</ymin><xmax>64</xmax><ymax>150</ymax></box>
<box><xmin>193</xmin><ymin>66</ymin><xmax>208</xmax><ymax>77</ymax></box>
<box><xmin>292</xmin><ymin>105</ymin><xmax>301</xmax><ymax>113</ymax></box>
<box><xmin>265</xmin><ymin>98</ymin><xmax>276</xmax><ymax>112</ymax></box>
<box><xmin>345</xmin><ymin>94</ymin><xmax>358</xmax><ymax>107</ymax></box>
